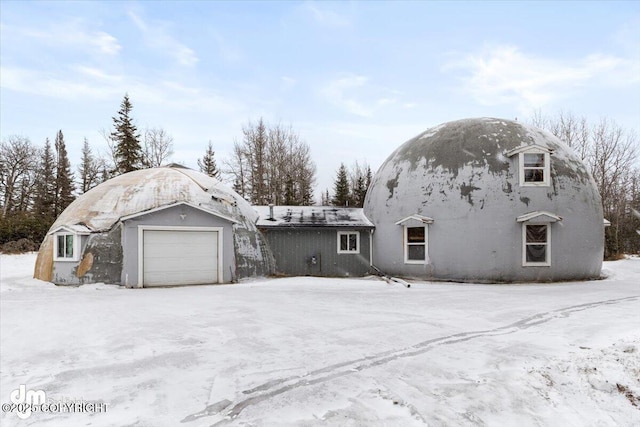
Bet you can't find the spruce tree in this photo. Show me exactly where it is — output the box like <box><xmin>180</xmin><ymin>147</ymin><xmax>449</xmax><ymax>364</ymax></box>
<box><xmin>197</xmin><ymin>141</ymin><xmax>221</xmax><ymax>179</ymax></box>
<box><xmin>54</xmin><ymin>130</ymin><xmax>75</xmax><ymax>216</ymax></box>
<box><xmin>365</xmin><ymin>166</ymin><xmax>372</xmax><ymax>189</ymax></box>
<box><xmin>111</xmin><ymin>94</ymin><xmax>143</xmax><ymax>174</ymax></box>
<box><xmin>353</xmin><ymin>175</ymin><xmax>367</xmax><ymax>207</ymax></box>
<box><xmin>332</xmin><ymin>163</ymin><xmax>350</xmax><ymax>206</ymax></box>
<box><xmin>33</xmin><ymin>138</ymin><xmax>56</xmax><ymax>220</ymax></box>
<box><xmin>78</xmin><ymin>138</ymin><xmax>102</xmax><ymax>193</ymax></box>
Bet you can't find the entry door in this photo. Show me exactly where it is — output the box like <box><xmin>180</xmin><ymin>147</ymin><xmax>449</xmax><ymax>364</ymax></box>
<box><xmin>143</xmin><ymin>230</ymin><xmax>218</xmax><ymax>286</ymax></box>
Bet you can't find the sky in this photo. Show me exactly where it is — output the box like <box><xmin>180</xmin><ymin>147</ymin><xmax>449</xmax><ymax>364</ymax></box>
<box><xmin>1</xmin><ymin>1</ymin><xmax>639</xmax><ymax>200</ymax></box>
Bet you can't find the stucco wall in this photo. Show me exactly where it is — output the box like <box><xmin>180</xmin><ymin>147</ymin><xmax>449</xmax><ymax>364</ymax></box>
<box><xmin>364</xmin><ymin>118</ymin><xmax>604</xmax><ymax>282</ymax></box>
<box><xmin>260</xmin><ymin>228</ymin><xmax>372</xmax><ymax>277</ymax></box>
<box><xmin>121</xmin><ymin>205</ymin><xmax>235</xmax><ymax>286</ymax></box>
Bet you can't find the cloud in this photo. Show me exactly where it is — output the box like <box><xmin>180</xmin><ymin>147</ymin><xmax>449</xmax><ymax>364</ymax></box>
<box><xmin>445</xmin><ymin>45</ymin><xmax>640</xmax><ymax>112</ymax></box>
<box><xmin>319</xmin><ymin>74</ymin><xmax>407</xmax><ymax>118</ymax></box>
<box><xmin>320</xmin><ymin>74</ymin><xmax>374</xmax><ymax>117</ymax></box>
<box><xmin>0</xmin><ymin>66</ymin><xmax>121</xmax><ymax>100</ymax></box>
<box><xmin>6</xmin><ymin>22</ymin><xmax>121</xmax><ymax>56</ymax></box>
<box><xmin>303</xmin><ymin>2</ymin><xmax>351</xmax><ymax>28</ymax></box>
<box><xmin>0</xmin><ymin>64</ymin><xmax>241</xmax><ymax>118</ymax></box>
<box><xmin>127</xmin><ymin>10</ymin><xmax>198</xmax><ymax>67</ymax></box>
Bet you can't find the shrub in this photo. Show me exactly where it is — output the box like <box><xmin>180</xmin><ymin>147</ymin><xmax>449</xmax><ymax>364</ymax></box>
<box><xmin>1</xmin><ymin>239</ymin><xmax>40</xmax><ymax>254</ymax></box>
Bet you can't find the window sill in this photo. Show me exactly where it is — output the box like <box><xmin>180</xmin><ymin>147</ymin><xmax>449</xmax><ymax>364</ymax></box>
<box><xmin>521</xmin><ymin>182</ymin><xmax>550</xmax><ymax>187</ymax></box>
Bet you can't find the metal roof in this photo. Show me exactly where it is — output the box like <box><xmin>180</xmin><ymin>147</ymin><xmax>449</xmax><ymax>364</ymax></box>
<box><xmin>255</xmin><ymin>206</ymin><xmax>374</xmax><ymax>228</ymax></box>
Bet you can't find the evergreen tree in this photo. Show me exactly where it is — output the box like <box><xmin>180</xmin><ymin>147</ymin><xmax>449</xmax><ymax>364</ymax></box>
<box><xmin>78</xmin><ymin>138</ymin><xmax>103</xmax><ymax>193</ymax></box>
<box><xmin>111</xmin><ymin>94</ymin><xmax>143</xmax><ymax>174</ymax></box>
<box><xmin>365</xmin><ymin>165</ymin><xmax>373</xmax><ymax>189</ymax></box>
<box><xmin>54</xmin><ymin>130</ymin><xmax>75</xmax><ymax>216</ymax></box>
<box><xmin>332</xmin><ymin>163</ymin><xmax>350</xmax><ymax>206</ymax></box>
<box><xmin>352</xmin><ymin>175</ymin><xmax>367</xmax><ymax>208</ymax></box>
<box><xmin>197</xmin><ymin>141</ymin><xmax>221</xmax><ymax>179</ymax></box>
<box><xmin>32</xmin><ymin>138</ymin><xmax>56</xmax><ymax>220</ymax></box>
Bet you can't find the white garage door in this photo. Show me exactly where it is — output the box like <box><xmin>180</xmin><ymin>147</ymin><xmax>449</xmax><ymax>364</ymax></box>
<box><xmin>143</xmin><ymin>230</ymin><xmax>218</xmax><ymax>286</ymax></box>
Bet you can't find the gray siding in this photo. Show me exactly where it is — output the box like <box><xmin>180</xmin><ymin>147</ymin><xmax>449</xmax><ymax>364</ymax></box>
<box><xmin>260</xmin><ymin>228</ymin><xmax>371</xmax><ymax>277</ymax></box>
<box><xmin>121</xmin><ymin>204</ymin><xmax>236</xmax><ymax>286</ymax></box>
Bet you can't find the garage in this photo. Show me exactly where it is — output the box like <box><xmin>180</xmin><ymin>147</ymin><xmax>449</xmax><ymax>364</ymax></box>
<box><xmin>142</xmin><ymin>228</ymin><xmax>220</xmax><ymax>286</ymax></box>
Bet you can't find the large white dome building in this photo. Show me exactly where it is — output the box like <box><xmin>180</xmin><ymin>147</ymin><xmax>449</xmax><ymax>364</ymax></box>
<box><xmin>364</xmin><ymin>118</ymin><xmax>604</xmax><ymax>282</ymax></box>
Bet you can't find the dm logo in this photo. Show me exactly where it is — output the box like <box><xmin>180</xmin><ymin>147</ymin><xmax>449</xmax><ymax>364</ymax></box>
<box><xmin>10</xmin><ymin>385</ymin><xmax>46</xmax><ymax>419</ymax></box>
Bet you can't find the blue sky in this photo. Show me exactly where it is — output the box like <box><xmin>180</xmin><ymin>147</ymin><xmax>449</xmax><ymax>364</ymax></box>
<box><xmin>1</xmin><ymin>1</ymin><xmax>638</xmax><ymax>198</ymax></box>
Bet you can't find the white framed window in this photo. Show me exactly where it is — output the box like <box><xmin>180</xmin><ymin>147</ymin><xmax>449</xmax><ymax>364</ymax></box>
<box><xmin>522</xmin><ymin>224</ymin><xmax>550</xmax><ymax>266</ymax></box>
<box><xmin>337</xmin><ymin>231</ymin><xmax>360</xmax><ymax>254</ymax></box>
<box><xmin>404</xmin><ymin>226</ymin><xmax>427</xmax><ymax>264</ymax></box>
<box><xmin>519</xmin><ymin>150</ymin><xmax>550</xmax><ymax>187</ymax></box>
<box><xmin>54</xmin><ymin>233</ymin><xmax>78</xmax><ymax>261</ymax></box>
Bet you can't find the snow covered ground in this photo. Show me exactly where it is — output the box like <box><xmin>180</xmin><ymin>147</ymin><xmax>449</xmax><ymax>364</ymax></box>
<box><xmin>1</xmin><ymin>253</ymin><xmax>639</xmax><ymax>427</ymax></box>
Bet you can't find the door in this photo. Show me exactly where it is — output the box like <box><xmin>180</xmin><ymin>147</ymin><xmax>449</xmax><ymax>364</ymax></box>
<box><xmin>143</xmin><ymin>230</ymin><xmax>218</xmax><ymax>286</ymax></box>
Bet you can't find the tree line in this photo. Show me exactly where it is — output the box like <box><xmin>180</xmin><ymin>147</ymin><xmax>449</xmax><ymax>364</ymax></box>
<box><xmin>0</xmin><ymin>95</ymin><xmax>313</xmax><ymax>249</ymax></box>
<box><xmin>1</xmin><ymin>94</ymin><xmax>637</xmax><ymax>258</ymax></box>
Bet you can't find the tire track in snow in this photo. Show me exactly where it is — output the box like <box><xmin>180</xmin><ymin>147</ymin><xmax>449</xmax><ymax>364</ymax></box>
<box><xmin>180</xmin><ymin>295</ymin><xmax>639</xmax><ymax>425</ymax></box>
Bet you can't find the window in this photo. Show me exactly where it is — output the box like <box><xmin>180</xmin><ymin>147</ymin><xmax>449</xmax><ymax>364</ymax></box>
<box><xmin>337</xmin><ymin>231</ymin><xmax>359</xmax><ymax>254</ymax></box>
<box><xmin>523</xmin><ymin>153</ymin><xmax>545</xmax><ymax>182</ymax></box>
<box><xmin>519</xmin><ymin>150</ymin><xmax>550</xmax><ymax>186</ymax></box>
<box><xmin>523</xmin><ymin>224</ymin><xmax>550</xmax><ymax>266</ymax></box>
<box><xmin>405</xmin><ymin>226</ymin><xmax>426</xmax><ymax>264</ymax></box>
<box><xmin>55</xmin><ymin>233</ymin><xmax>77</xmax><ymax>261</ymax></box>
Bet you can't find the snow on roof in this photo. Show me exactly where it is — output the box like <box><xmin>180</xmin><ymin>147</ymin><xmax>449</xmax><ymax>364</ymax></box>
<box><xmin>50</xmin><ymin>167</ymin><xmax>257</xmax><ymax>232</ymax></box>
<box><xmin>255</xmin><ymin>206</ymin><xmax>374</xmax><ymax>228</ymax></box>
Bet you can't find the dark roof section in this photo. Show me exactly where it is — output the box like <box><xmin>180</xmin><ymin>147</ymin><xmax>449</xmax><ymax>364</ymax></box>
<box><xmin>255</xmin><ymin>206</ymin><xmax>374</xmax><ymax>229</ymax></box>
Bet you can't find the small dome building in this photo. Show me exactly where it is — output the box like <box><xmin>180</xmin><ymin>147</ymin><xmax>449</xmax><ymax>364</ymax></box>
<box><xmin>34</xmin><ymin>166</ymin><xmax>274</xmax><ymax>287</ymax></box>
<box><xmin>364</xmin><ymin>118</ymin><xmax>604</xmax><ymax>282</ymax></box>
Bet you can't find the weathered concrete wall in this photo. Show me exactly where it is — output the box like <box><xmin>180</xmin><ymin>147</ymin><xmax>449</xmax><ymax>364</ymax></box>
<box><xmin>121</xmin><ymin>204</ymin><xmax>235</xmax><ymax>286</ymax></box>
<box><xmin>233</xmin><ymin>225</ymin><xmax>276</xmax><ymax>280</ymax></box>
<box><xmin>260</xmin><ymin>228</ymin><xmax>371</xmax><ymax>277</ymax></box>
<box><xmin>364</xmin><ymin>118</ymin><xmax>604</xmax><ymax>282</ymax></box>
<box><xmin>50</xmin><ymin>231</ymin><xmax>123</xmax><ymax>286</ymax></box>
<box><xmin>77</xmin><ymin>229</ymin><xmax>122</xmax><ymax>285</ymax></box>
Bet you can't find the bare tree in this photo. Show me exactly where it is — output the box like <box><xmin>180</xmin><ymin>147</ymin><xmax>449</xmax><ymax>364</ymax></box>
<box><xmin>346</xmin><ymin>161</ymin><xmax>372</xmax><ymax>208</ymax></box>
<box><xmin>143</xmin><ymin>127</ymin><xmax>174</xmax><ymax>167</ymax></box>
<box><xmin>100</xmin><ymin>127</ymin><xmax>118</xmax><ymax>174</ymax></box>
<box><xmin>225</xmin><ymin>118</ymin><xmax>316</xmax><ymax>205</ymax></box>
<box><xmin>529</xmin><ymin>111</ymin><xmax>640</xmax><ymax>257</ymax></box>
<box><xmin>0</xmin><ymin>136</ymin><xmax>38</xmax><ymax>217</ymax></box>
<box><xmin>531</xmin><ymin>110</ymin><xmax>590</xmax><ymax>160</ymax></box>
<box><xmin>225</xmin><ymin>139</ymin><xmax>249</xmax><ymax>199</ymax></box>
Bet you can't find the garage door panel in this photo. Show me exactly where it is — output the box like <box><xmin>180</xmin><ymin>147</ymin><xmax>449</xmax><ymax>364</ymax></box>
<box><xmin>144</xmin><ymin>269</ymin><xmax>216</xmax><ymax>286</ymax></box>
<box><xmin>143</xmin><ymin>230</ymin><xmax>219</xmax><ymax>286</ymax></box>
